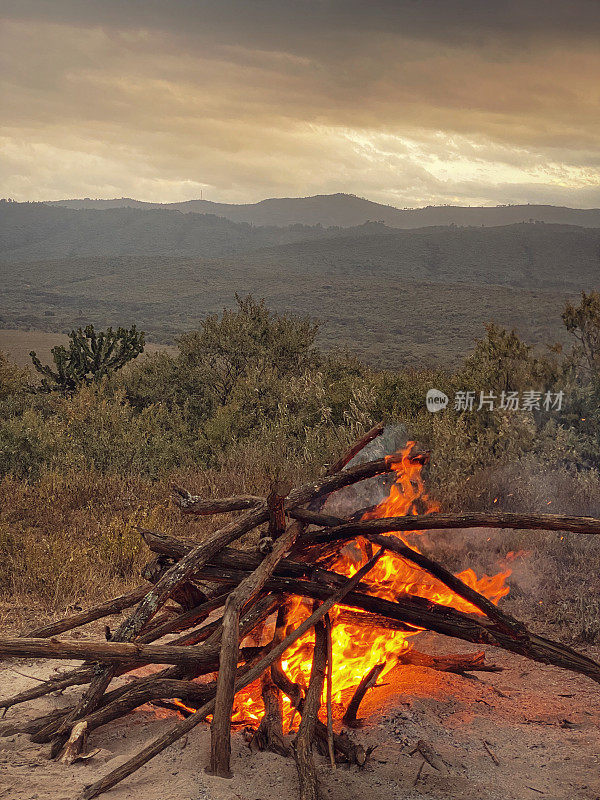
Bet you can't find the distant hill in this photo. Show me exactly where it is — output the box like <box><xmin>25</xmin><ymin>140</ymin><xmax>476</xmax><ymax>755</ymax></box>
<box><xmin>2</xmin><ymin>206</ymin><xmax>599</xmax><ymax>366</ymax></box>
<box><xmin>45</xmin><ymin>193</ymin><xmax>600</xmax><ymax>229</ymax></box>
<box><xmin>3</xmin><ymin>203</ymin><xmax>599</xmax><ymax>283</ymax></box>
<box><xmin>245</xmin><ymin>222</ymin><xmax>600</xmax><ymax>290</ymax></box>
<box><xmin>0</xmin><ymin>202</ymin><xmax>363</xmax><ymax>262</ymax></box>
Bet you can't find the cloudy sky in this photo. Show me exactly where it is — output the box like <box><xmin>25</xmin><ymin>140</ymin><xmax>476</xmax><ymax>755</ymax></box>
<box><xmin>1</xmin><ymin>0</ymin><xmax>599</xmax><ymax>207</ymax></box>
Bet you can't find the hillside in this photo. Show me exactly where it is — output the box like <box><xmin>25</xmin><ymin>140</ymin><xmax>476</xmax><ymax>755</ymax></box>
<box><xmin>3</xmin><ymin>204</ymin><xmax>599</xmax><ymax>288</ymax></box>
<box><xmin>0</xmin><ymin>202</ymin><xmax>356</xmax><ymax>262</ymax></box>
<box><xmin>45</xmin><ymin>193</ymin><xmax>600</xmax><ymax>229</ymax></box>
<box><xmin>3</xmin><ymin>200</ymin><xmax>599</xmax><ymax>367</ymax></box>
<box><xmin>247</xmin><ymin>222</ymin><xmax>600</xmax><ymax>290</ymax></box>
<box><xmin>4</xmin><ymin>220</ymin><xmax>599</xmax><ymax>366</ymax></box>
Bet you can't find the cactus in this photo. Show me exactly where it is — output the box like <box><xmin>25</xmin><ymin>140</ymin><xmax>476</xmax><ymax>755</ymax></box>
<box><xmin>30</xmin><ymin>325</ymin><xmax>145</xmax><ymax>391</ymax></box>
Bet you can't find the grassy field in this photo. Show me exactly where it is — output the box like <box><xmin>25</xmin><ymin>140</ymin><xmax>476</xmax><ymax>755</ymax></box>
<box><xmin>0</xmin><ymin>268</ymin><xmax>578</xmax><ymax>369</ymax></box>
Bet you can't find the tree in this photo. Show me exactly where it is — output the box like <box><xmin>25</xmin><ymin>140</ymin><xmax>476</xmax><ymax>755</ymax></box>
<box><xmin>30</xmin><ymin>325</ymin><xmax>145</xmax><ymax>392</ymax></box>
<box><xmin>460</xmin><ymin>323</ymin><xmax>554</xmax><ymax>394</ymax></box>
<box><xmin>562</xmin><ymin>290</ymin><xmax>600</xmax><ymax>376</ymax></box>
<box><xmin>177</xmin><ymin>295</ymin><xmax>319</xmax><ymax>406</ymax></box>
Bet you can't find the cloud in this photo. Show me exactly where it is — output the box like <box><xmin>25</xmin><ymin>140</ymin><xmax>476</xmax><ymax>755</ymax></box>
<box><xmin>1</xmin><ymin>2</ymin><xmax>599</xmax><ymax>205</ymax></box>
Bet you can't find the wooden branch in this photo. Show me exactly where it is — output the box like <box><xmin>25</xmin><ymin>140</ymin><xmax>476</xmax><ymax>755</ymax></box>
<box><xmin>397</xmin><ymin>648</ymin><xmax>502</xmax><ymax>673</ymax></box>
<box><xmin>342</xmin><ymin>662</ymin><xmax>385</xmax><ymax>728</ymax></box>
<box><xmin>136</xmin><ymin>590</ymin><xmax>230</xmax><ymax>643</ymax></box>
<box><xmin>270</xmin><ymin>663</ymin><xmax>365</xmax><ymax>765</ymax></box>
<box><xmin>294</xmin><ymin>619</ymin><xmax>327</xmax><ymax>800</ymax></box>
<box><xmin>327</xmin><ymin>422</ymin><xmax>384</xmax><ymax>475</ymax></box>
<box><xmin>0</xmin><ymin>666</ymin><xmax>96</xmax><ymax>710</ymax></box>
<box><xmin>249</xmin><ymin>602</ymin><xmax>292</xmax><ymax>754</ymax></box>
<box><xmin>0</xmin><ymin>637</ymin><xmax>226</xmax><ymax>669</ymax></box>
<box><xmin>209</xmin><ymin>520</ymin><xmax>303</xmax><ymax>777</ymax></box>
<box><xmin>81</xmin><ymin>551</ymin><xmax>384</xmax><ymax>799</ymax></box>
<box><xmin>0</xmin><ymin>592</ymin><xmax>230</xmax><ymax>715</ymax></box>
<box><xmin>267</xmin><ymin>481</ymin><xmax>290</xmax><ymax>540</ymax></box>
<box><xmin>21</xmin><ymin>587</ymin><xmax>149</xmax><ymax>639</ymax></box>
<box><xmin>250</xmin><ymin>670</ymin><xmax>288</xmax><ymax>755</ymax></box>
<box><xmin>58</xmin><ymin>721</ymin><xmax>88</xmax><ymax>765</ymax></box>
<box><xmin>333</xmin><ymin>611</ymin><xmax>499</xmax><ymax>673</ymax></box>
<box><xmin>324</xmin><ymin>614</ymin><xmax>335</xmax><ymax>769</ymax></box>
<box><xmin>140</xmin><ymin>555</ymin><xmax>209</xmax><ymax>612</ymax></box>
<box><xmin>173</xmin><ymin>490</ymin><xmax>263</xmax><ymax>516</ymax></box>
<box><xmin>303</xmin><ymin>511</ymin><xmax>600</xmax><ymax>545</ymax></box>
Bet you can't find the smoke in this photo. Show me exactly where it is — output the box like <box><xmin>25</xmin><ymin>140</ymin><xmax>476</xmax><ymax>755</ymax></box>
<box><xmin>322</xmin><ymin>424</ymin><xmax>408</xmax><ymax>518</ymax></box>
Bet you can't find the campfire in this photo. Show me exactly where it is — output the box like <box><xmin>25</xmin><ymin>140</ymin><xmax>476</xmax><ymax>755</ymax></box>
<box><xmin>2</xmin><ymin>423</ymin><xmax>600</xmax><ymax>800</ymax></box>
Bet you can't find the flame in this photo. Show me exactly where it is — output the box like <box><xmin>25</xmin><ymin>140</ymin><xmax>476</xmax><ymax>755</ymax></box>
<box><xmin>171</xmin><ymin>698</ymin><xmax>196</xmax><ymax>715</ymax></box>
<box><xmin>170</xmin><ymin>442</ymin><xmax>512</xmax><ymax>727</ymax></box>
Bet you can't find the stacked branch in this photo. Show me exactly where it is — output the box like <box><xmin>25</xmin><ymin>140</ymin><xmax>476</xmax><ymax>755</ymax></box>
<box><xmin>2</xmin><ymin>428</ymin><xmax>600</xmax><ymax>800</ymax></box>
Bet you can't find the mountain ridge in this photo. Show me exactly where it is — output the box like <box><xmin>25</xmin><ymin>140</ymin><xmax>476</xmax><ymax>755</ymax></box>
<box><xmin>43</xmin><ymin>193</ymin><xmax>600</xmax><ymax>229</ymax></box>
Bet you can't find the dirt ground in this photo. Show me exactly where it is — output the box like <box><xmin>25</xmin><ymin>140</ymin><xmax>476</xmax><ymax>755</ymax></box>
<box><xmin>1</xmin><ymin>632</ymin><xmax>599</xmax><ymax>800</ymax></box>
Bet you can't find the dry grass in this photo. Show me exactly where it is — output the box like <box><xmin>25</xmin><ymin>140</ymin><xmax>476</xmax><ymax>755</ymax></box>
<box><xmin>2</xmin><ymin>453</ymin><xmax>600</xmax><ymax>645</ymax></box>
<box><xmin>0</xmin><ymin>441</ymin><xmax>321</xmax><ymax>633</ymax></box>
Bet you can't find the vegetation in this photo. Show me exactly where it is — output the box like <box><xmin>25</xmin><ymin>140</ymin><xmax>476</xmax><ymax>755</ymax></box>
<box><xmin>30</xmin><ymin>324</ymin><xmax>145</xmax><ymax>391</ymax></box>
<box><xmin>1</xmin><ymin>293</ymin><xmax>600</xmax><ymax>642</ymax></box>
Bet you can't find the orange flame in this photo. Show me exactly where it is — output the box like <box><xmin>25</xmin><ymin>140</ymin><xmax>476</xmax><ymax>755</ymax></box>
<box><xmin>172</xmin><ymin>442</ymin><xmax>511</xmax><ymax>726</ymax></box>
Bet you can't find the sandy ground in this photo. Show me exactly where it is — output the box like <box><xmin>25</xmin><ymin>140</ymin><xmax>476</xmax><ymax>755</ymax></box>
<box><xmin>1</xmin><ymin>632</ymin><xmax>599</xmax><ymax>800</ymax></box>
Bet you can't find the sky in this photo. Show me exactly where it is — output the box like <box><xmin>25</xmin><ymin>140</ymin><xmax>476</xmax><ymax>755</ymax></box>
<box><xmin>1</xmin><ymin>0</ymin><xmax>599</xmax><ymax>208</ymax></box>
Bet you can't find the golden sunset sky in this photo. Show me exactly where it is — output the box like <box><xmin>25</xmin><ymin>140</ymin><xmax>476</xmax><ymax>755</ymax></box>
<box><xmin>1</xmin><ymin>0</ymin><xmax>599</xmax><ymax>207</ymax></box>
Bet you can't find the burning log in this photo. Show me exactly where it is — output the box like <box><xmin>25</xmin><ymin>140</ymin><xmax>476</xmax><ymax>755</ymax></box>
<box><xmin>250</xmin><ymin>669</ymin><xmax>289</xmax><ymax>755</ymax></box>
<box><xmin>81</xmin><ymin>550</ymin><xmax>384</xmax><ymax>799</ymax></box>
<box><xmin>270</xmin><ymin>662</ymin><xmax>366</xmax><ymax>765</ymax></box>
<box><xmin>396</xmin><ymin>648</ymin><xmax>502</xmax><ymax>673</ymax></box>
<box><xmin>250</xmin><ymin>605</ymin><xmax>289</xmax><ymax>756</ymax></box>
<box><xmin>293</xmin><ymin>511</ymin><xmax>526</xmax><ymax>639</ymax></box>
<box><xmin>209</xmin><ymin>518</ymin><xmax>303</xmax><ymax>777</ymax></box>
<box><xmin>267</xmin><ymin>481</ymin><xmax>290</xmax><ymax>540</ymax></box>
<box><xmin>342</xmin><ymin>662</ymin><xmax>385</xmax><ymax>728</ymax></box>
<box><xmin>323</xmin><ymin>614</ymin><xmax>335</xmax><ymax>769</ymax></box>
<box><xmin>123</xmin><ymin>548</ymin><xmax>600</xmax><ymax>686</ymax></box>
<box><xmin>67</xmin><ymin>678</ymin><xmax>217</xmax><ymax>739</ymax></box>
<box><xmin>294</xmin><ymin>618</ymin><xmax>327</xmax><ymax>800</ymax></box>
